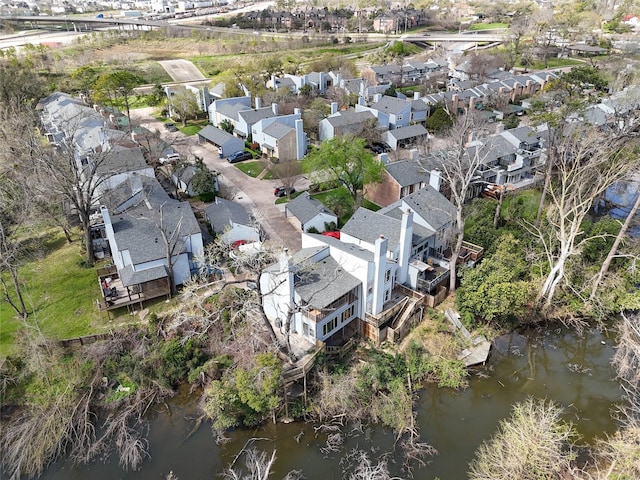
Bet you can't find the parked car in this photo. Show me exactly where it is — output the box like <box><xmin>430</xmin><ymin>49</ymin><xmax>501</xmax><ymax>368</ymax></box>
<box><xmin>164</xmin><ymin>122</ymin><xmax>178</xmax><ymax>132</ymax></box>
<box><xmin>274</xmin><ymin>186</ymin><xmax>295</xmax><ymax>197</ymax></box>
<box><xmin>227</xmin><ymin>151</ymin><xmax>252</xmax><ymax>163</ymax></box>
<box><xmin>159</xmin><ymin>152</ymin><xmax>180</xmax><ymax>164</ymax></box>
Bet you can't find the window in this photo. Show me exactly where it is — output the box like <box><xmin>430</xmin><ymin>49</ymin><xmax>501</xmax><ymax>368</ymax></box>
<box><xmin>322</xmin><ymin>318</ymin><xmax>338</xmax><ymax>337</ymax></box>
<box><xmin>397</xmin><ymin>114</ymin><xmax>403</xmax><ymax>121</ymax></box>
<box><xmin>341</xmin><ymin>305</ymin><xmax>355</xmax><ymax>323</ymax></box>
<box><xmin>303</xmin><ymin>322</ymin><xmax>309</xmax><ymax>337</ymax></box>
<box><xmin>384</xmin><ymin>290</ymin><xmax>391</xmax><ymax>302</ymax></box>
<box><xmin>385</xmin><ymin>270</ymin><xmax>391</xmax><ymax>282</ymax></box>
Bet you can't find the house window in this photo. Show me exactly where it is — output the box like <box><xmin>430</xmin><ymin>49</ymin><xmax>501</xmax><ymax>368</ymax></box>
<box><xmin>385</xmin><ymin>270</ymin><xmax>391</xmax><ymax>282</ymax></box>
<box><xmin>341</xmin><ymin>305</ymin><xmax>355</xmax><ymax>323</ymax></box>
<box><xmin>397</xmin><ymin>114</ymin><xmax>403</xmax><ymax>121</ymax></box>
<box><xmin>303</xmin><ymin>322</ymin><xmax>309</xmax><ymax>337</ymax></box>
<box><xmin>384</xmin><ymin>290</ymin><xmax>391</xmax><ymax>302</ymax></box>
<box><xmin>322</xmin><ymin>317</ymin><xmax>338</xmax><ymax>337</ymax></box>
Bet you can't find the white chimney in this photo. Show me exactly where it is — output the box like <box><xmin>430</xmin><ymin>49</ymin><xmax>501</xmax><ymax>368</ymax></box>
<box><xmin>331</xmin><ymin>102</ymin><xmax>338</xmax><ymax>115</ymax></box>
<box><xmin>358</xmin><ymin>96</ymin><xmax>365</xmax><ymax>106</ymax></box>
<box><xmin>372</xmin><ymin>235</ymin><xmax>388</xmax><ymax>315</ymax></box>
<box><xmin>373</xmin><ymin>93</ymin><xmax>382</xmax><ymax>103</ymax></box>
<box><xmin>294</xmin><ymin>107</ymin><xmax>301</xmax><ymax>115</ymax></box>
<box><xmin>379</xmin><ymin>153</ymin><xmax>388</xmax><ymax>165</ymax></box>
<box><xmin>397</xmin><ymin>209</ymin><xmax>413</xmax><ymax>285</ymax></box>
<box><xmin>255</xmin><ymin>97</ymin><xmax>262</xmax><ymax>109</ymax></box>
<box><xmin>413</xmin><ymin>91</ymin><xmax>420</xmax><ymax>100</ymax></box>
<box><xmin>410</xmin><ymin>148</ymin><xmax>419</xmax><ymax>161</ymax></box>
<box><xmin>295</xmin><ymin>119</ymin><xmax>305</xmax><ymax>160</ymax></box>
<box><xmin>271</xmin><ymin>103</ymin><xmax>279</xmax><ymax>115</ymax></box>
<box><xmin>429</xmin><ymin>169</ymin><xmax>441</xmax><ymax>191</ymax></box>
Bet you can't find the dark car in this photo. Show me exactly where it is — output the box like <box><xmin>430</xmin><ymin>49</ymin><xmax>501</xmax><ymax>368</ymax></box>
<box><xmin>274</xmin><ymin>186</ymin><xmax>295</xmax><ymax>197</ymax></box>
<box><xmin>164</xmin><ymin>122</ymin><xmax>178</xmax><ymax>132</ymax></box>
<box><xmin>227</xmin><ymin>151</ymin><xmax>252</xmax><ymax>163</ymax></box>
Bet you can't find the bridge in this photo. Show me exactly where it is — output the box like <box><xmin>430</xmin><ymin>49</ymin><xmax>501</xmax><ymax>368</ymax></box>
<box><xmin>402</xmin><ymin>31</ymin><xmax>508</xmax><ymax>43</ymax></box>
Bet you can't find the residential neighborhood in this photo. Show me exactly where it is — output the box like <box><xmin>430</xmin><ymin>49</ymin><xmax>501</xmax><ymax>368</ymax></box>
<box><xmin>2</xmin><ymin>3</ymin><xmax>640</xmax><ymax>479</ymax></box>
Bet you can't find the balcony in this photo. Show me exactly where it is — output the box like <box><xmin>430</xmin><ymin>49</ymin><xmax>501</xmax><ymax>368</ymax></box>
<box><xmin>96</xmin><ymin>265</ymin><xmax>171</xmax><ymax>312</ymax></box>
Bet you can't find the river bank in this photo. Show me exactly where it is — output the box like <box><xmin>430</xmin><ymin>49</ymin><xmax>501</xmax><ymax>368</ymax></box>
<box><xmin>39</xmin><ymin>324</ymin><xmax>622</xmax><ymax>480</ymax></box>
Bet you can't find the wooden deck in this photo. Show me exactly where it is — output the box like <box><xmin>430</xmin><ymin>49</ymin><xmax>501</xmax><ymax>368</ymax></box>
<box><xmin>97</xmin><ymin>268</ymin><xmax>170</xmax><ymax>312</ymax></box>
<box><xmin>445</xmin><ymin>308</ymin><xmax>491</xmax><ymax>367</ymax></box>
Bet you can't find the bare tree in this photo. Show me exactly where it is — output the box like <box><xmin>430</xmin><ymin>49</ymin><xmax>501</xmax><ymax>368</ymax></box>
<box><xmin>0</xmin><ymin>171</ymin><xmax>30</xmax><ymax>318</ymax></box>
<box><xmin>590</xmin><ymin>188</ymin><xmax>640</xmax><ymax>300</ymax></box>
<box><xmin>530</xmin><ymin>126</ymin><xmax>637</xmax><ymax>307</ymax></box>
<box><xmin>468</xmin><ymin>397</ymin><xmax>580</xmax><ymax>480</ymax></box>
<box><xmin>425</xmin><ymin>112</ymin><xmax>492</xmax><ymax>292</ymax></box>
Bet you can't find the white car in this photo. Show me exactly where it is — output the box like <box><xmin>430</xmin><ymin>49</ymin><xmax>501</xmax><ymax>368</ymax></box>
<box><xmin>159</xmin><ymin>152</ymin><xmax>180</xmax><ymax>164</ymax></box>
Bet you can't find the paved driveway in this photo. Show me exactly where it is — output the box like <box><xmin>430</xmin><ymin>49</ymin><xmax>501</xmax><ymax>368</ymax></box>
<box><xmin>158</xmin><ymin>59</ymin><xmax>206</xmax><ymax>82</ymax></box>
<box><xmin>130</xmin><ymin>108</ymin><xmax>304</xmax><ymax>251</ymax></box>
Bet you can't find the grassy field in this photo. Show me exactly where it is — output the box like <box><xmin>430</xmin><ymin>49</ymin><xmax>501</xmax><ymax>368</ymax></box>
<box><xmin>468</xmin><ymin>23</ymin><xmax>509</xmax><ymax>31</ymax></box>
<box><xmin>0</xmin><ymin>230</ymin><xmax>134</xmax><ymax>358</ymax></box>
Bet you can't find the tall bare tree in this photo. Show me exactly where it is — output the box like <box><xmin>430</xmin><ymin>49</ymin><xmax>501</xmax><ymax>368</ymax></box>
<box><xmin>0</xmin><ymin>171</ymin><xmax>30</xmax><ymax>318</ymax></box>
<box><xmin>425</xmin><ymin>112</ymin><xmax>492</xmax><ymax>292</ymax></box>
<box><xmin>530</xmin><ymin>126</ymin><xmax>637</xmax><ymax>306</ymax></box>
<box><xmin>590</xmin><ymin>185</ymin><xmax>640</xmax><ymax>300</ymax></box>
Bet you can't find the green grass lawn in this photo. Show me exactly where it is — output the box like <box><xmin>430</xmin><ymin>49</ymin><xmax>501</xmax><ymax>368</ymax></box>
<box><xmin>518</xmin><ymin>58</ymin><xmax>583</xmax><ymax>70</ymax></box>
<box><xmin>0</xmin><ymin>231</ymin><xmax>131</xmax><ymax>358</ymax></box>
<box><xmin>235</xmin><ymin>160</ymin><xmax>267</xmax><ymax>177</ymax></box>
<box><xmin>468</xmin><ymin>23</ymin><xmax>509</xmax><ymax>31</ymax></box>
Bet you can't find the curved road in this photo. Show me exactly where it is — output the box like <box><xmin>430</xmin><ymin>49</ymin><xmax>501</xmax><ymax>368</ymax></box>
<box><xmin>130</xmin><ymin>108</ymin><xmax>303</xmax><ymax>251</ymax></box>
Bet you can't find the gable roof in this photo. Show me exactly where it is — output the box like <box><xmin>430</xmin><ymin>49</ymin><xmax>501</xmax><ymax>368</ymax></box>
<box><xmin>385</xmin><ymin>158</ymin><xmax>431</xmax><ymax>187</ymax></box>
<box><xmin>384</xmin><ymin>124</ymin><xmax>428</xmax><ymax>141</ymax></box>
<box><xmin>238</xmin><ymin>106</ymin><xmax>277</xmax><ymax>125</ymax></box>
<box><xmin>216</xmin><ymin>101</ymin><xmax>249</xmax><ymax>121</ymax></box>
<box><xmin>342</xmin><ymin>207</ymin><xmax>434</xmax><ymax>251</ymax></box>
<box><xmin>326</xmin><ymin>109</ymin><xmax>376</xmax><ymax>128</ymax></box>
<box><xmin>95</xmin><ymin>144</ymin><xmax>148</xmax><ymax>176</ymax></box>
<box><xmin>370</xmin><ymin>95</ymin><xmax>411</xmax><ymax>115</ymax></box>
<box><xmin>286</xmin><ymin>192</ymin><xmax>336</xmax><ymax>224</ymax></box>
<box><xmin>105</xmin><ymin>178</ymin><xmax>200</xmax><ymax>265</ymax></box>
<box><xmin>204</xmin><ymin>198</ymin><xmax>252</xmax><ymax>233</ymax></box>
<box><xmin>263</xmin><ymin>121</ymin><xmax>293</xmax><ymax>139</ymax></box>
<box><xmin>394</xmin><ymin>186</ymin><xmax>455</xmax><ymax>231</ymax></box>
<box><xmin>294</xmin><ymin>254</ymin><xmax>361</xmax><ymax>309</ymax></box>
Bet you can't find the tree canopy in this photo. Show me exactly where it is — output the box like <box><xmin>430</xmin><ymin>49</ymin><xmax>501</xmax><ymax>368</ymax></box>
<box><xmin>302</xmin><ymin>135</ymin><xmax>385</xmax><ymax>207</ymax></box>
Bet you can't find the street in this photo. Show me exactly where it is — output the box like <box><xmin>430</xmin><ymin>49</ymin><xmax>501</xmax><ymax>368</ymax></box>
<box><xmin>130</xmin><ymin>107</ymin><xmax>304</xmax><ymax>251</ymax></box>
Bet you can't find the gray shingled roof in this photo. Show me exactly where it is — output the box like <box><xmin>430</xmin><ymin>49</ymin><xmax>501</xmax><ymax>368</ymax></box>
<box><xmin>96</xmin><ymin>144</ymin><xmax>147</xmax><ymax>176</ymax></box>
<box><xmin>341</xmin><ymin>208</ymin><xmax>404</xmax><ymax>252</ymax></box>
<box><xmin>119</xmin><ymin>264</ymin><xmax>168</xmax><ymax>287</ymax></box>
<box><xmin>263</xmin><ymin>121</ymin><xmax>293</xmax><ymax>139</ymax></box>
<box><xmin>307</xmin><ymin>233</ymin><xmax>375</xmax><ymax>261</ymax></box>
<box><xmin>199</xmin><ymin>125</ymin><xmax>233</xmax><ymax>144</ymax></box>
<box><xmin>204</xmin><ymin>198</ymin><xmax>251</xmax><ymax>234</ymax></box>
<box><xmin>294</xmin><ymin>255</ymin><xmax>361</xmax><ymax>309</ymax></box>
<box><xmin>238</xmin><ymin>106</ymin><xmax>276</xmax><ymax>125</ymax></box>
<box><xmin>392</xmin><ymin>186</ymin><xmax>455</xmax><ymax>231</ymax></box>
<box><xmin>286</xmin><ymin>192</ymin><xmax>336</xmax><ymax>225</ymax></box>
<box><xmin>385</xmin><ymin>158</ymin><xmax>431</xmax><ymax>187</ymax></box>
<box><xmin>385</xmin><ymin>124</ymin><xmax>428</xmax><ymax>141</ymax></box>
<box><xmin>500</xmin><ymin>126</ymin><xmax>540</xmax><ymax>145</ymax></box>
<box><xmin>411</xmin><ymin>99</ymin><xmax>428</xmax><ymax>111</ymax></box>
<box><xmin>217</xmin><ymin>102</ymin><xmax>249</xmax><ymax>121</ymax></box>
<box><xmin>371</xmin><ymin>95</ymin><xmax>410</xmax><ymax>115</ymax></box>
<box><xmin>106</xmin><ymin>178</ymin><xmax>200</xmax><ymax>265</ymax></box>
<box><xmin>327</xmin><ymin>109</ymin><xmax>375</xmax><ymax>127</ymax></box>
